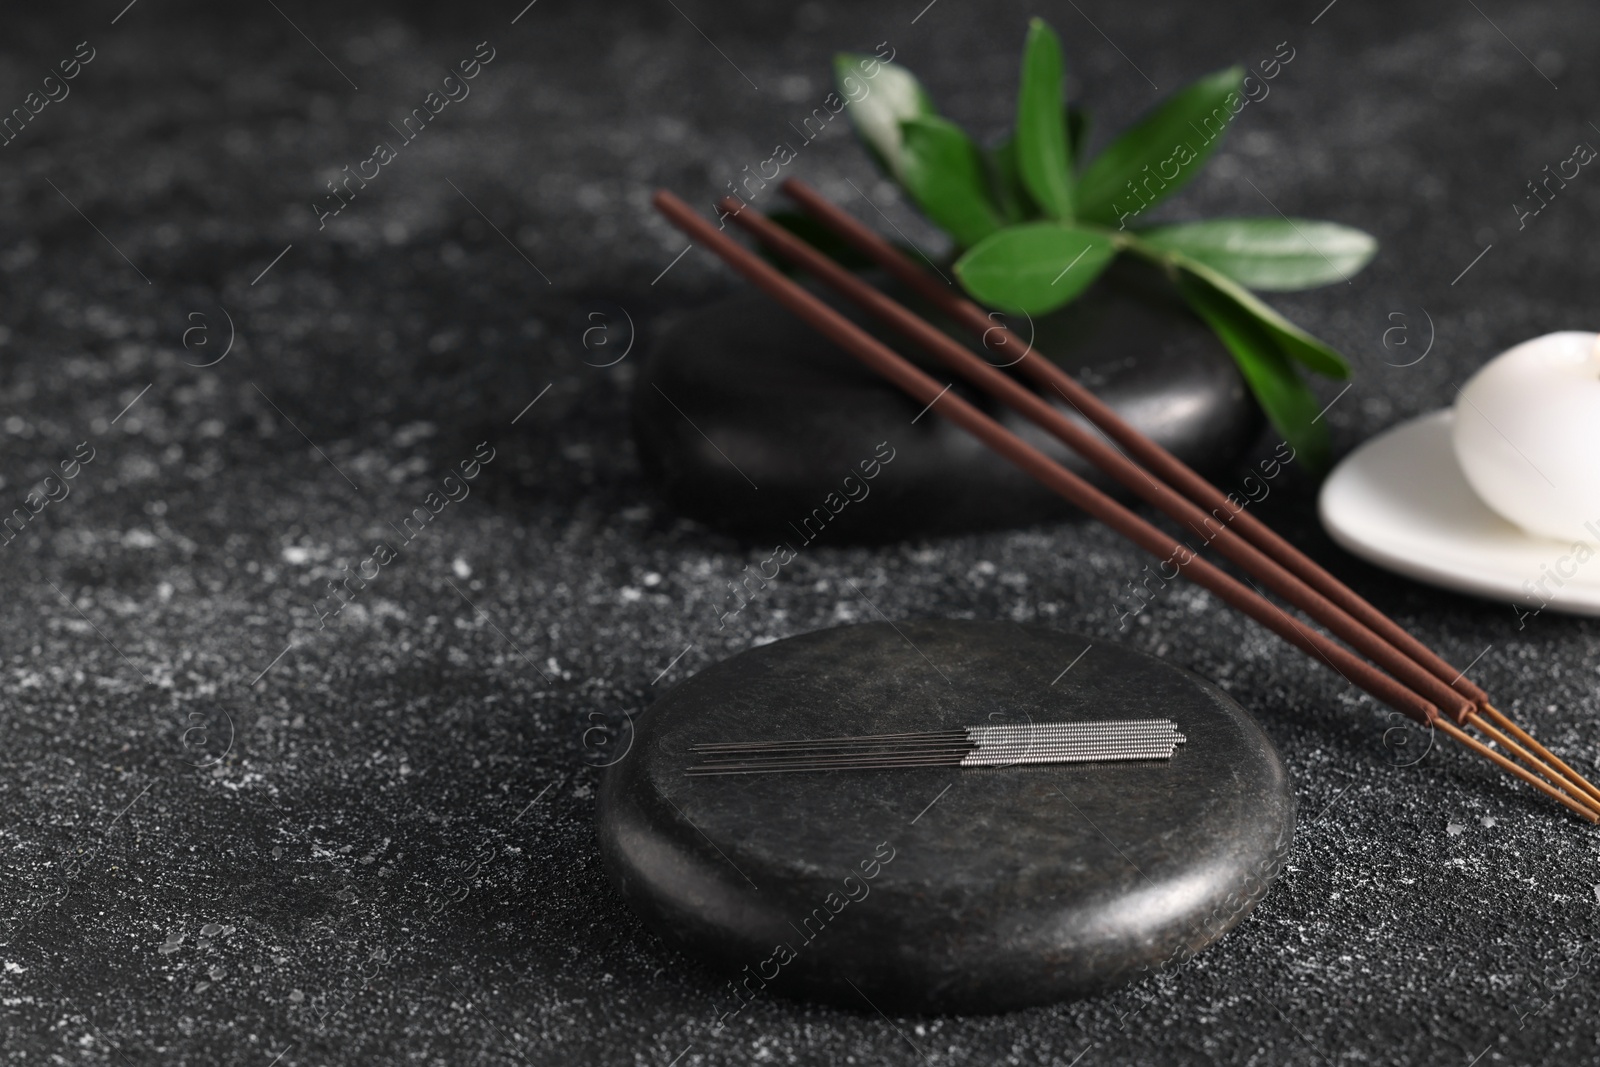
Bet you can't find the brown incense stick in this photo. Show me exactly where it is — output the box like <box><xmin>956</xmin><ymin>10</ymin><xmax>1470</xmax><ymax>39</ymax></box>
<box><xmin>778</xmin><ymin>179</ymin><xmax>1486</xmax><ymax>704</ymax></box>
<box><xmin>651</xmin><ymin>187</ymin><xmax>1600</xmax><ymax>822</ymax></box>
<box><xmin>1435</xmin><ymin>719</ymin><xmax>1599</xmax><ymax>822</ymax></box>
<box><xmin>772</xmin><ymin>179</ymin><xmax>1600</xmax><ymax>818</ymax></box>
<box><xmin>653</xmin><ymin>189</ymin><xmax>1439</xmax><ymax>726</ymax></box>
<box><xmin>718</xmin><ymin>195</ymin><xmax>1600</xmax><ymax>817</ymax></box>
<box><xmin>1479</xmin><ymin>705</ymin><xmax>1600</xmax><ymax>809</ymax></box>
<box><xmin>719</xmin><ymin>198</ymin><xmax>1474</xmax><ymax>718</ymax></box>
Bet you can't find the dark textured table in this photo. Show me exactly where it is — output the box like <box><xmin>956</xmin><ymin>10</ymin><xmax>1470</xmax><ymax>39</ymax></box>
<box><xmin>3</xmin><ymin>1</ymin><xmax>1598</xmax><ymax>1064</ymax></box>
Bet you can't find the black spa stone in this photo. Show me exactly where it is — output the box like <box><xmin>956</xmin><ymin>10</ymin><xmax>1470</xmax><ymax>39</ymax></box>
<box><xmin>632</xmin><ymin>259</ymin><xmax>1264</xmax><ymax>544</ymax></box>
<box><xmin>597</xmin><ymin>620</ymin><xmax>1296</xmax><ymax>1014</ymax></box>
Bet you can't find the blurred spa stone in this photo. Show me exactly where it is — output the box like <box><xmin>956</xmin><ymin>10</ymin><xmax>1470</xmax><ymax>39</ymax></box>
<box><xmin>633</xmin><ymin>258</ymin><xmax>1264</xmax><ymax>543</ymax></box>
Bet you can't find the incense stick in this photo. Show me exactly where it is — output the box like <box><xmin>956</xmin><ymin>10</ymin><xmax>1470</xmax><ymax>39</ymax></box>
<box><xmin>720</xmin><ymin>197</ymin><xmax>1600</xmax><ymax>815</ymax></box>
<box><xmin>775</xmin><ymin>178</ymin><xmax>1600</xmax><ymax>817</ymax></box>
<box><xmin>650</xmin><ymin>187</ymin><xmax>1600</xmax><ymax>823</ymax></box>
<box><xmin>1481</xmin><ymin>703</ymin><xmax>1600</xmax><ymax>808</ymax></box>
<box><xmin>654</xmin><ymin>190</ymin><xmax>1436</xmax><ymax>725</ymax></box>
<box><xmin>718</xmin><ymin>197</ymin><xmax>1474</xmax><ymax>720</ymax></box>
<box><xmin>765</xmin><ymin>185</ymin><xmax>1600</xmax><ymax>820</ymax></box>
<box><xmin>778</xmin><ymin>179</ymin><xmax>1487</xmax><ymax>708</ymax></box>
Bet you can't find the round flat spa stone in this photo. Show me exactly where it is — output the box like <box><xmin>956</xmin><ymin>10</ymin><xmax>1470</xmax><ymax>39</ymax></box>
<box><xmin>597</xmin><ymin>621</ymin><xmax>1295</xmax><ymax>1014</ymax></box>
<box><xmin>633</xmin><ymin>259</ymin><xmax>1263</xmax><ymax>543</ymax></box>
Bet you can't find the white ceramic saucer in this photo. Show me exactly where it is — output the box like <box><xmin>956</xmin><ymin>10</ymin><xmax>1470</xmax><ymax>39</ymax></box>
<box><xmin>1318</xmin><ymin>409</ymin><xmax>1600</xmax><ymax>615</ymax></box>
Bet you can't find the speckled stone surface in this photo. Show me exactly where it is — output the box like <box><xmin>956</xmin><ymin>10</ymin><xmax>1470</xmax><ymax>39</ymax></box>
<box><xmin>3</xmin><ymin>1</ymin><xmax>1600</xmax><ymax>1065</ymax></box>
<box><xmin>599</xmin><ymin>621</ymin><xmax>1295</xmax><ymax>1013</ymax></box>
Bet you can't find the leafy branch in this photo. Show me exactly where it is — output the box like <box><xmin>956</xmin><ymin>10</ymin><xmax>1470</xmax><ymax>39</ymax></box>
<box><xmin>832</xmin><ymin>19</ymin><xmax>1376</xmax><ymax>469</ymax></box>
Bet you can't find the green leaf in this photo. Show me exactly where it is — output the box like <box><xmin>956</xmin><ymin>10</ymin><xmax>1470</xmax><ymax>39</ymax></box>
<box><xmin>954</xmin><ymin>222</ymin><xmax>1117</xmax><ymax>314</ymax></box>
<box><xmin>1176</xmin><ymin>268</ymin><xmax>1330</xmax><ymax>471</ymax></box>
<box><xmin>1076</xmin><ymin>66</ymin><xmax>1245</xmax><ymax>226</ymax></box>
<box><xmin>835</xmin><ymin>53</ymin><xmax>937</xmax><ymax>183</ymax></box>
<box><xmin>762</xmin><ymin>211</ymin><xmax>876</xmax><ymax>273</ymax></box>
<box><xmin>990</xmin><ymin>109</ymin><xmax>1087</xmax><ymax>221</ymax></box>
<box><xmin>897</xmin><ymin>116</ymin><xmax>1004</xmax><ymax>248</ymax></box>
<box><xmin>1167</xmin><ymin>252</ymin><xmax>1350</xmax><ymax>378</ymax></box>
<box><xmin>1066</xmin><ymin>105</ymin><xmax>1091</xmax><ymax>169</ymax></box>
<box><xmin>985</xmin><ymin>138</ymin><xmax>1031</xmax><ymax>225</ymax></box>
<box><xmin>1014</xmin><ymin>18</ymin><xmax>1074</xmax><ymax>219</ymax></box>
<box><xmin>1139</xmin><ymin>217</ymin><xmax>1377</xmax><ymax>290</ymax></box>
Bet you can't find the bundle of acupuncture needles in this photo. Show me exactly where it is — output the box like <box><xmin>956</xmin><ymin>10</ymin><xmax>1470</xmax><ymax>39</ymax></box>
<box><xmin>650</xmin><ymin>178</ymin><xmax>1600</xmax><ymax>822</ymax></box>
<box><xmin>687</xmin><ymin>719</ymin><xmax>1187</xmax><ymax>776</ymax></box>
